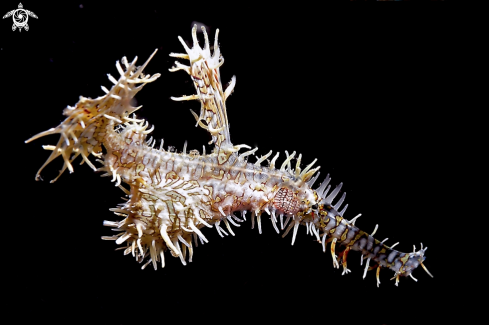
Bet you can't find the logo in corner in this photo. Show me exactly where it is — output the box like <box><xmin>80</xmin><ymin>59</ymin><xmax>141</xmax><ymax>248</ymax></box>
<box><xmin>3</xmin><ymin>3</ymin><xmax>37</xmax><ymax>32</ymax></box>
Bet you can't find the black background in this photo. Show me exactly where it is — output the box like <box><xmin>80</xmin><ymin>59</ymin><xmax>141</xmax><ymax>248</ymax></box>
<box><xmin>2</xmin><ymin>2</ymin><xmax>456</xmax><ymax>324</ymax></box>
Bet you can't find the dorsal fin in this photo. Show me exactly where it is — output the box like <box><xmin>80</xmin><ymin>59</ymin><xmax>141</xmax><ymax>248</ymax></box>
<box><xmin>170</xmin><ymin>25</ymin><xmax>236</xmax><ymax>164</ymax></box>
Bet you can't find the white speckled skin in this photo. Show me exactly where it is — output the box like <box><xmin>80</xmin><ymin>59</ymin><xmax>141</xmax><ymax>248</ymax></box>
<box><xmin>102</xmin><ymin>115</ymin><xmax>318</xmax><ymax>258</ymax></box>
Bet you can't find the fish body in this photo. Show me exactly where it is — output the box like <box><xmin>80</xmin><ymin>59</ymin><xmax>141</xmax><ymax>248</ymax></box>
<box><xmin>25</xmin><ymin>25</ymin><xmax>432</xmax><ymax>286</ymax></box>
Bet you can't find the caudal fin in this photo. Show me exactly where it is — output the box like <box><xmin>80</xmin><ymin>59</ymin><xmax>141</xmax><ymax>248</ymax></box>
<box><xmin>25</xmin><ymin>50</ymin><xmax>161</xmax><ymax>182</ymax></box>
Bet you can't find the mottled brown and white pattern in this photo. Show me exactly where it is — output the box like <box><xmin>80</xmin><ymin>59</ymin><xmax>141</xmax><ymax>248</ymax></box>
<box><xmin>26</xmin><ymin>25</ymin><xmax>433</xmax><ymax>286</ymax></box>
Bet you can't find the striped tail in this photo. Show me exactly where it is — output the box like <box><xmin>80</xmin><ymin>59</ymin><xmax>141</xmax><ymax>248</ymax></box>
<box><xmin>317</xmin><ymin>179</ymin><xmax>432</xmax><ymax>286</ymax></box>
<box><xmin>319</xmin><ymin>209</ymin><xmax>431</xmax><ymax>287</ymax></box>
<box><xmin>284</xmin><ymin>176</ymin><xmax>433</xmax><ymax>286</ymax></box>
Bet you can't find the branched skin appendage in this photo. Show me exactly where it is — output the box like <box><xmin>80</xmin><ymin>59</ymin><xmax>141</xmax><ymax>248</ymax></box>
<box><xmin>26</xmin><ymin>26</ymin><xmax>432</xmax><ymax>285</ymax></box>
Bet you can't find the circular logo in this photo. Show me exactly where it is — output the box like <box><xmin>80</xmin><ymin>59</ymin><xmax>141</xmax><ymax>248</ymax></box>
<box><xmin>13</xmin><ymin>9</ymin><xmax>28</xmax><ymax>28</ymax></box>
